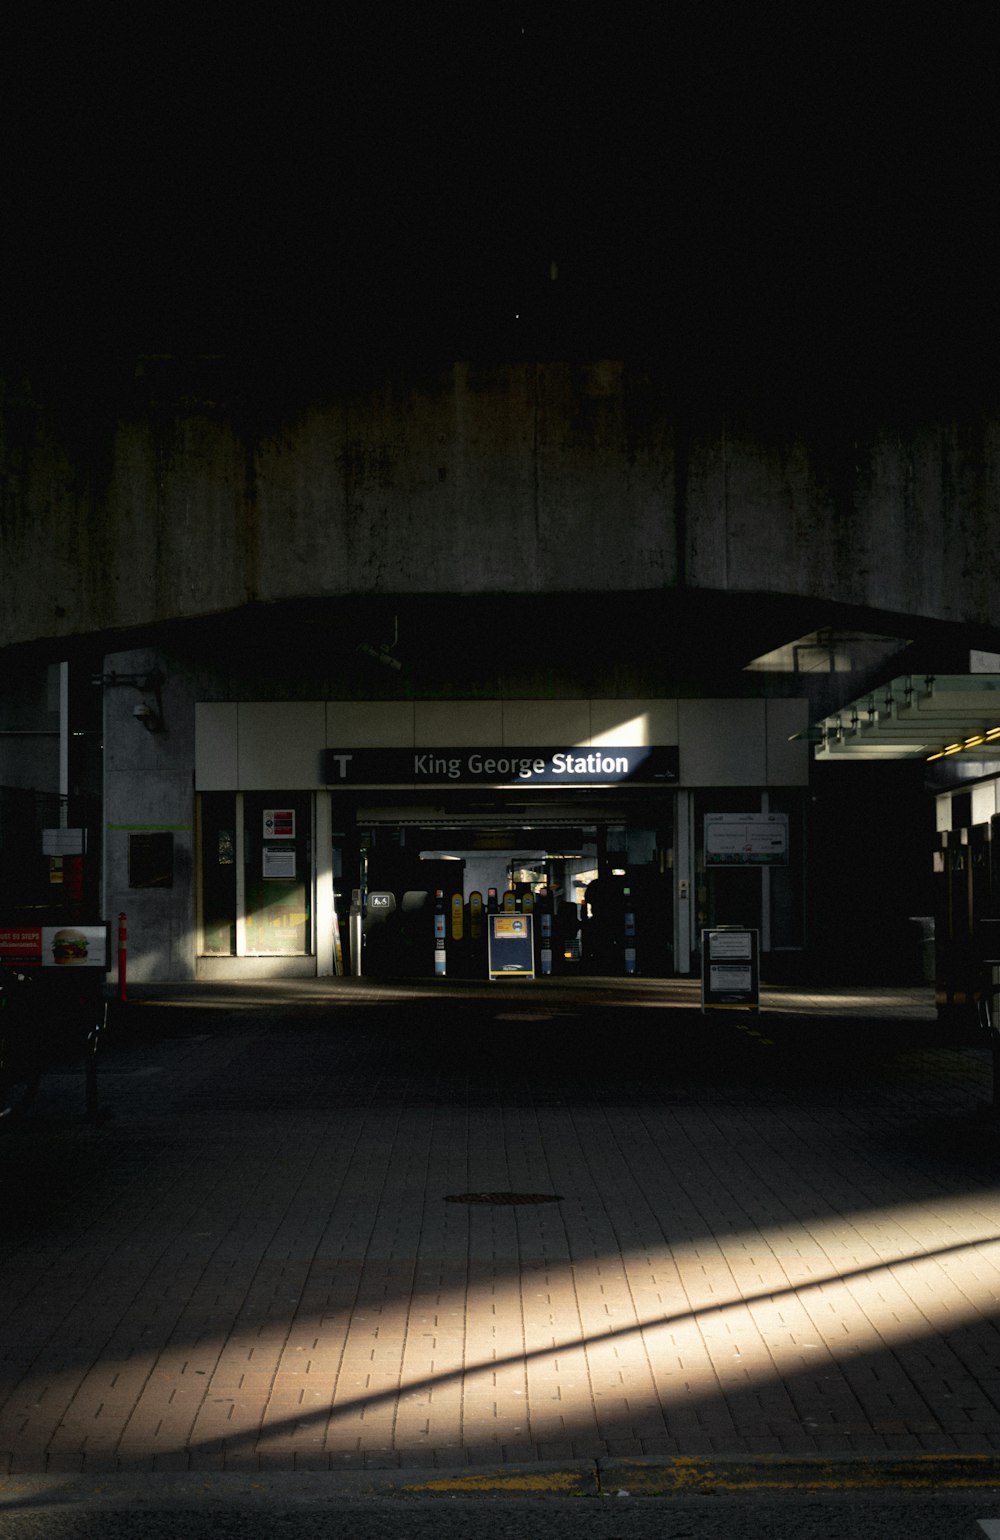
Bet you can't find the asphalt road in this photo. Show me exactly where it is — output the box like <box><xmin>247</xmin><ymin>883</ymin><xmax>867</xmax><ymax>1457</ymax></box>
<box><xmin>2</xmin><ymin>1491</ymin><xmax>1000</xmax><ymax>1539</ymax></box>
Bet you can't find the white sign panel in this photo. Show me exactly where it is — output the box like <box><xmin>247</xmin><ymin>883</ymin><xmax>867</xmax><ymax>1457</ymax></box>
<box><xmin>710</xmin><ymin>964</ymin><xmax>753</xmax><ymax>991</ymax></box>
<box><xmin>263</xmin><ymin>847</ymin><xmax>297</xmax><ymax>879</ymax></box>
<box><xmin>705</xmin><ymin>813</ymin><xmax>788</xmax><ymax>865</ymax></box>
<box><xmin>709</xmin><ymin>930</ymin><xmax>752</xmax><ymax>959</ymax></box>
<box><xmin>42</xmin><ymin>828</ymin><xmax>86</xmax><ymax>856</ymax></box>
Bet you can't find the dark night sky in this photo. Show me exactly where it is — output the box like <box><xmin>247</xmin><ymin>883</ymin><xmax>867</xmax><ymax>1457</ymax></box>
<box><xmin>3</xmin><ymin>2</ymin><xmax>1000</xmax><ymax>402</ymax></box>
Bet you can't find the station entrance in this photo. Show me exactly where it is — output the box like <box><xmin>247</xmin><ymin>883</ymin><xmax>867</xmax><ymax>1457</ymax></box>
<box><xmin>197</xmin><ymin>785</ymin><xmax>805</xmax><ymax>981</ymax></box>
<box><xmin>193</xmin><ymin>698</ymin><xmax>808</xmax><ymax>985</ymax></box>
<box><xmin>340</xmin><ymin>798</ymin><xmax>674</xmax><ymax>979</ymax></box>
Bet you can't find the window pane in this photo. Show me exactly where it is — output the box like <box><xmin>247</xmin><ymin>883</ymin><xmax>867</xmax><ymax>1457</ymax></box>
<box><xmin>200</xmin><ymin>792</ymin><xmax>236</xmax><ymax>956</ymax></box>
<box><xmin>243</xmin><ymin>793</ymin><xmax>312</xmax><ymax>955</ymax></box>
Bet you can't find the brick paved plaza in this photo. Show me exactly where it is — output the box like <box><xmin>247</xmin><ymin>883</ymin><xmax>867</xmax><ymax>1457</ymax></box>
<box><xmin>2</xmin><ymin>977</ymin><xmax>999</xmax><ymax>1476</ymax></box>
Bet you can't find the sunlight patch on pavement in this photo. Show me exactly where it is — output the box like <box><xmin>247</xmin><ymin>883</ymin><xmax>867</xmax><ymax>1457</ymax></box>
<box><xmin>5</xmin><ymin>1180</ymin><xmax>1000</xmax><ymax>1462</ymax></box>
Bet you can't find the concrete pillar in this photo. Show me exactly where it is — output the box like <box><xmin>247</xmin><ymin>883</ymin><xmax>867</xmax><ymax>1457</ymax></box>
<box><xmin>674</xmin><ymin>789</ymin><xmax>695</xmax><ymax>973</ymax></box>
<box><xmin>315</xmin><ymin>791</ymin><xmax>334</xmax><ymax>976</ymax></box>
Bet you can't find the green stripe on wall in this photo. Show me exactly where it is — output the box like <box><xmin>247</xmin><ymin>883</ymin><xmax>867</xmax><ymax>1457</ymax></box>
<box><xmin>107</xmin><ymin>824</ymin><xmax>193</xmax><ymax>831</ymax></box>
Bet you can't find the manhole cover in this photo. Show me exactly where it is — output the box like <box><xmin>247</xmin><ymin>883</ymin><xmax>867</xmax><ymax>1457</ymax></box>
<box><xmin>495</xmin><ymin>1011</ymin><xmax>558</xmax><ymax>1022</ymax></box>
<box><xmin>444</xmin><ymin>1191</ymin><xmax>563</xmax><ymax>1205</ymax></box>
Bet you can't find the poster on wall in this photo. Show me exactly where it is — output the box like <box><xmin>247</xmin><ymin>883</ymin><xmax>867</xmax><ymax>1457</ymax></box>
<box><xmin>263</xmin><ymin>809</ymin><xmax>296</xmax><ymax>839</ymax></box>
<box><xmin>128</xmin><ymin>831</ymin><xmax>174</xmax><ymax>888</ymax></box>
<box><xmin>263</xmin><ymin>846</ymin><xmax>297</xmax><ymax>879</ymax></box>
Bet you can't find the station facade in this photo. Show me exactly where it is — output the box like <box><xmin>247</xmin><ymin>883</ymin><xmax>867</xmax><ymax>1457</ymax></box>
<box><xmin>90</xmin><ymin>646</ymin><xmax>809</xmax><ymax>984</ymax></box>
<box><xmin>3</xmin><ymin>356</ymin><xmax>1000</xmax><ymax>991</ymax></box>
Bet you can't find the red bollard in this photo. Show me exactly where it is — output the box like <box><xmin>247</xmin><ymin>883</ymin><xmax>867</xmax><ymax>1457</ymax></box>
<box><xmin>118</xmin><ymin>911</ymin><xmax>127</xmax><ymax>1002</ymax></box>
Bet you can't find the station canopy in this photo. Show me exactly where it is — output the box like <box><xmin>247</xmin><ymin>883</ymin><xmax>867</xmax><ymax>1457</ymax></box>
<box><xmin>800</xmin><ymin>675</ymin><xmax>1000</xmax><ymax>762</ymax></box>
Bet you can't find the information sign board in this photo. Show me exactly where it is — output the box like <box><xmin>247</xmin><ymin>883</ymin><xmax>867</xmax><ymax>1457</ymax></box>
<box><xmin>321</xmin><ymin>745</ymin><xmax>679</xmax><ymax>788</ymax></box>
<box><xmin>263</xmin><ymin>847</ymin><xmax>297</xmax><ymax>880</ymax></box>
<box><xmin>42</xmin><ymin>828</ymin><xmax>86</xmax><ymax>856</ymax></box>
<box><xmin>487</xmin><ymin>912</ymin><xmax>535</xmax><ymax>980</ymax></box>
<box><xmin>704</xmin><ymin>814</ymin><xmax>788</xmax><ymax>865</ymax></box>
<box><xmin>700</xmin><ymin>927</ymin><xmax>760</xmax><ymax>1011</ymax></box>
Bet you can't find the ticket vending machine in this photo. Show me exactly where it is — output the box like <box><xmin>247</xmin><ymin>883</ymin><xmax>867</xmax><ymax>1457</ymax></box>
<box><xmin>538</xmin><ymin>887</ymin><xmax>553</xmax><ymax>975</ymax></box>
<box><xmin>433</xmin><ymin>889</ymin><xmax>447</xmax><ymax>975</ymax></box>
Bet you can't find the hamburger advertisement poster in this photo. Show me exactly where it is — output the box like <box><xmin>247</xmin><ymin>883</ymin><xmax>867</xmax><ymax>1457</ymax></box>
<box><xmin>0</xmin><ymin>924</ymin><xmax>108</xmax><ymax>968</ymax></box>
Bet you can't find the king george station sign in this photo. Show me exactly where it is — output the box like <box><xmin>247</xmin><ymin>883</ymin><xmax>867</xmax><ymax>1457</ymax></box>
<box><xmin>320</xmin><ymin>745</ymin><xmax>679</xmax><ymax>788</ymax></box>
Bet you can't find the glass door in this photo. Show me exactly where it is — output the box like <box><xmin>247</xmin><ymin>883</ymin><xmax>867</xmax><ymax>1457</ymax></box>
<box><xmin>243</xmin><ymin>792</ymin><xmax>312</xmax><ymax>955</ymax></box>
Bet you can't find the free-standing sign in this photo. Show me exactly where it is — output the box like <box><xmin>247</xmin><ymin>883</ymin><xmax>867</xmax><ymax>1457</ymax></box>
<box><xmin>0</xmin><ymin>923</ymin><xmax>110</xmax><ymax>970</ymax></box>
<box><xmin>700</xmin><ymin>927</ymin><xmax>760</xmax><ymax>1011</ymax></box>
<box><xmin>487</xmin><ymin>912</ymin><xmax>535</xmax><ymax>980</ymax></box>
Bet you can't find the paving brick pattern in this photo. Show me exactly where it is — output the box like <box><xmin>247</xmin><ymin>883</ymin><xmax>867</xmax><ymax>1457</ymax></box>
<box><xmin>2</xmin><ymin>977</ymin><xmax>1000</xmax><ymax>1474</ymax></box>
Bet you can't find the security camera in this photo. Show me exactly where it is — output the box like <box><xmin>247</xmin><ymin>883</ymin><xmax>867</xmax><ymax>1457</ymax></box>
<box><xmin>132</xmin><ymin>701</ymin><xmax>163</xmax><ymax>731</ymax></box>
<box><xmin>358</xmin><ymin>642</ymin><xmax>402</xmax><ymax>671</ymax></box>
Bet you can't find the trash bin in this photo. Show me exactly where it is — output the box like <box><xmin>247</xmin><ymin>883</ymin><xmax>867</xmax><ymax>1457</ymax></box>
<box><xmin>908</xmin><ymin>915</ymin><xmax>935</xmax><ymax>985</ymax></box>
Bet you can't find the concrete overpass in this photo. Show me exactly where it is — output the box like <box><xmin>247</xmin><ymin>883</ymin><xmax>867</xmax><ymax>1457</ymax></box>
<box><xmin>2</xmin><ymin>356</ymin><xmax>999</xmax><ymax>664</ymax></box>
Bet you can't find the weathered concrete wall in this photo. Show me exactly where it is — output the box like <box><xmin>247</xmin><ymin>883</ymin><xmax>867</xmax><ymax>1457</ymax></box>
<box><xmin>101</xmin><ymin>647</ymin><xmax>197</xmax><ymax>983</ymax></box>
<box><xmin>688</xmin><ymin>423</ymin><xmax>1000</xmax><ymax>626</ymax></box>
<box><xmin>3</xmin><ymin>361</ymin><xmax>1000</xmax><ymax>648</ymax></box>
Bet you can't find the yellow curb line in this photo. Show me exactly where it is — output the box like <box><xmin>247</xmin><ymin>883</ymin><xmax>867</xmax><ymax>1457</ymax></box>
<box><xmin>409</xmin><ymin>1471</ymin><xmax>583</xmax><ymax>1494</ymax></box>
<box><xmin>406</xmin><ymin>1456</ymin><xmax>1000</xmax><ymax>1497</ymax></box>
